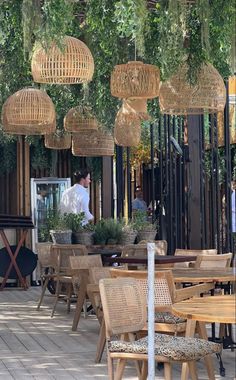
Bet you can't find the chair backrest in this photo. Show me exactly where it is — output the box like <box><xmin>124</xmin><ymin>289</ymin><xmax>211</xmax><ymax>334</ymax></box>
<box><xmin>110</xmin><ymin>268</ymin><xmax>175</xmax><ymax>307</ymax></box>
<box><xmin>89</xmin><ymin>267</ymin><xmax>111</xmax><ymax>284</ymax></box>
<box><xmin>194</xmin><ymin>252</ymin><xmax>233</xmax><ymax>269</ymax></box>
<box><xmin>35</xmin><ymin>243</ymin><xmax>53</xmax><ymax>267</ymax></box>
<box><xmin>121</xmin><ymin>244</ymin><xmax>147</xmax><ymax>258</ymax></box>
<box><xmin>69</xmin><ymin>254</ymin><xmax>103</xmax><ymax>270</ymax></box>
<box><xmin>138</xmin><ymin>240</ymin><xmax>168</xmax><ymax>256</ymax></box>
<box><xmin>51</xmin><ymin>244</ymin><xmax>88</xmax><ymax>272</ymax></box>
<box><xmin>174</xmin><ymin>248</ymin><xmax>217</xmax><ymax>268</ymax></box>
<box><xmin>99</xmin><ymin>277</ymin><xmax>147</xmax><ymax>337</ymax></box>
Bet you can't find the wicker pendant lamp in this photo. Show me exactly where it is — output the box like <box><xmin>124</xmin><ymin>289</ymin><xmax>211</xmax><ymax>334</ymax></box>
<box><xmin>31</xmin><ymin>36</ymin><xmax>94</xmax><ymax>84</ymax></box>
<box><xmin>45</xmin><ymin>131</ymin><xmax>71</xmax><ymax>150</ymax></box>
<box><xmin>111</xmin><ymin>61</ymin><xmax>160</xmax><ymax>99</ymax></box>
<box><xmin>72</xmin><ymin>128</ymin><xmax>114</xmax><ymax>156</ymax></box>
<box><xmin>1</xmin><ymin>88</ymin><xmax>56</xmax><ymax>135</ymax></box>
<box><xmin>64</xmin><ymin>105</ymin><xmax>98</xmax><ymax>132</ymax></box>
<box><xmin>159</xmin><ymin>63</ymin><xmax>226</xmax><ymax>115</ymax></box>
<box><xmin>114</xmin><ymin>102</ymin><xmax>141</xmax><ymax>147</ymax></box>
<box><xmin>124</xmin><ymin>98</ymin><xmax>150</xmax><ymax>121</ymax></box>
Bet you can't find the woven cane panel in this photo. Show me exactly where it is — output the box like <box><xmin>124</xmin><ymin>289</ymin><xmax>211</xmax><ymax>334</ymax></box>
<box><xmin>72</xmin><ymin>129</ymin><xmax>114</xmax><ymax>156</ymax></box>
<box><xmin>138</xmin><ymin>278</ymin><xmax>172</xmax><ymax>306</ymax></box>
<box><xmin>159</xmin><ymin>63</ymin><xmax>226</xmax><ymax>115</ymax></box>
<box><xmin>111</xmin><ymin>61</ymin><xmax>160</xmax><ymax>99</ymax></box>
<box><xmin>114</xmin><ymin>102</ymin><xmax>141</xmax><ymax>147</ymax></box>
<box><xmin>64</xmin><ymin>106</ymin><xmax>98</xmax><ymax>132</ymax></box>
<box><xmin>45</xmin><ymin>132</ymin><xmax>71</xmax><ymax>149</ymax></box>
<box><xmin>89</xmin><ymin>267</ymin><xmax>111</xmax><ymax>284</ymax></box>
<box><xmin>100</xmin><ymin>278</ymin><xmax>146</xmax><ymax>335</ymax></box>
<box><xmin>125</xmin><ymin>98</ymin><xmax>150</xmax><ymax>121</ymax></box>
<box><xmin>1</xmin><ymin>88</ymin><xmax>56</xmax><ymax>135</ymax></box>
<box><xmin>35</xmin><ymin>243</ymin><xmax>53</xmax><ymax>267</ymax></box>
<box><xmin>31</xmin><ymin>36</ymin><xmax>94</xmax><ymax>84</ymax></box>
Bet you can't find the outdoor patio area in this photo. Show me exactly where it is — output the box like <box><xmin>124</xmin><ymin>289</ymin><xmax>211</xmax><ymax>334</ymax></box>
<box><xmin>0</xmin><ymin>286</ymin><xmax>235</xmax><ymax>380</ymax></box>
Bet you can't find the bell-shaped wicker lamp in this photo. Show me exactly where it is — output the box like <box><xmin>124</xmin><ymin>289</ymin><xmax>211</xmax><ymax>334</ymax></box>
<box><xmin>64</xmin><ymin>105</ymin><xmax>98</xmax><ymax>132</ymax></box>
<box><xmin>111</xmin><ymin>61</ymin><xmax>160</xmax><ymax>99</ymax></box>
<box><xmin>31</xmin><ymin>36</ymin><xmax>94</xmax><ymax>84</ymax></box>
<box><xmin>159</xmin><ymin>63</ymin><xmax>226</xmax><ymax>115</ymax></box>
<box><xmin>72</xmin><ymin>128</ymin><xmax>114</xmax><ymax>156</ymax></box>
<box><xmin>114</xmin><ymin>102</ymin><xmax>141</xmax><ymax>147</ymax></box>
<box><xmin>124</xmin><ymin>98</ymin><xmax>150</xmax><ymax>121</ymax></box>
<box><xmin>1</xmin><ymin>88</ymin><xmax>56</xmax><ymax>135</ymax></box>
<box><xmin>45</xmin><ymin>131</ymin><xmax>71</xmax><ymax>150</ymax></box>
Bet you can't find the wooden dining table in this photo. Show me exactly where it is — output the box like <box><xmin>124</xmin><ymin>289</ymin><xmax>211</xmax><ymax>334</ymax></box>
<box><xmin>172</xmin><ymin>295</ymin><xmax>236</xmax><ymax>380</ymax></box>
<box><xmin>164</xmin><ymin>268</ymin><xmax>235</xmax><ymax>284</ymax></box>
<box><xmin>102</xmin><ymin>254</ymin><xmax>197</xmax><ymax>265</ymax></box>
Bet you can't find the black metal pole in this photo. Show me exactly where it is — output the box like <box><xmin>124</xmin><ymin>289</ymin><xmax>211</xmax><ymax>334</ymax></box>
<box><xmin>150</xmin><ymin>122</ymin><xmax>155</xmax><ymax>223</ymax></box>
<box><xmin>115</xmin><ymin>145</ymin><xmax>124</xmax><ymax>218</ymax></box>
<box><xmin>126</xmin><ymin>147</ymin><xmax>132</xmax><ymax>219</ymax></box>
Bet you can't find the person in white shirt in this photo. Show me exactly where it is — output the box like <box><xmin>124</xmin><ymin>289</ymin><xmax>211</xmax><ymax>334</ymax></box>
<box><xmin>59</xmin><ymin>169</ymin><xmax>94</xmax><ymax>225</ymax></box>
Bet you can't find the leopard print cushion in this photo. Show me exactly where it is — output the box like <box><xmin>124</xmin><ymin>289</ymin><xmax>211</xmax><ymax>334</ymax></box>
<box><xmin>108</xmin><ymin>334</ymin><xmax>221</xmax><ymax>361</ymax></box>
<box><xmin>154</xmin><ymin>312</ymin><xmax>186</xmax><ymax>324</ymax></box>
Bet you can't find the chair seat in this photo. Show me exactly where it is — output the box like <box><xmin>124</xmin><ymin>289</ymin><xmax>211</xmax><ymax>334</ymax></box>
<box><xmin>154</xmin><ymin>311</ymin><xmax>186</xmax><ymax>324</ymax></box>
<box><xmin>108</xmin><ymin>334</ymin><xmax>221</xmax><ymax>361</ymax></box>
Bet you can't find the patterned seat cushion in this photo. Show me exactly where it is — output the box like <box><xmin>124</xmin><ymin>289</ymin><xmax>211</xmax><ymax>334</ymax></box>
<box><xmin>108</xmin><ymin>333</ymin><xmax>221</xmax><ymax>361</ymax></box>
<box><xmin>154</xmin><ymin>312</ymin><xmax>186</xmax><ymax>324</ymax></box>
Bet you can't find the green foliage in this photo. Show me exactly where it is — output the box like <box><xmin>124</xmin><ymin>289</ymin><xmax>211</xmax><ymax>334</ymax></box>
<box><xmin>28</xmin><ymin>136</ymin><xmax>52</xmax><ymax>170</ymax></box>
<box><xmin>47</xmin><ymin>208</ymin><xmax>68</xmax><ymax>231</ymax></box>
<box><xmin>93</xmin><ymin>218</ymin><xmax>123</xmax><ymax>245</ymax></box>
<box><xmin>132</xmin><ymin>209</ymin><xmax>157</xmax><ymax>232</ymax></box>
<box><xmin>63</xmin><ymin>212</ymin><xmax>85</xmax><ymax>232</ymax></box>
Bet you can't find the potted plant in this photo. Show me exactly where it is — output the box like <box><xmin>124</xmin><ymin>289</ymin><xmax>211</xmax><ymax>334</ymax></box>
<box><xmin>120</xmin><ymin>219</ymin><xmax>138</xmax><ymax>245</ymax></box>
<box><xmin>93</xmin><ymin>218</ymin><xmax>123</xmax><ymax>245</ymax></box>
<box><xmin>63</xmin><ymin>212</ymin><xmax>94</xmax><ymax>245</ymax></box>
<box><xmin>132</xmin><ymin>210</ymin><xmax>157</xmax><ymax>242</ymax></box>
<box><xmin>48</xmin><ymin>209</ymin><xmax>72</xmax><ymax>244</ymax></box>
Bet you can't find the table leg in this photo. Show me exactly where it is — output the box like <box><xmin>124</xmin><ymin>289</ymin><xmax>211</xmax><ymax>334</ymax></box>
<box><xmin>72</xmin><ymin>273</ymin><xmax>88</xmax><ymax>331</ymax></box>
<box><xmin>197</xmin><ymin>321</ymin><xmax>216</xmax><ymax>379</ymax></box>
<box><xmin>0</xmin><ymin>230</ymin><xmax>28</xmax><ymax>290</ymax></box>
<box><xmin>180</xmin><ymin>319</ymin><xmax>196</xmax><ymax>380</ymax></box>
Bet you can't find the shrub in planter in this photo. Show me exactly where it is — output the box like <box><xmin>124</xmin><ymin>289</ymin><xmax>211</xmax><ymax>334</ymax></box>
<box><xmin>120</xmin><ymin>220</ymin><xmax>138</xmax><ymax>245</ymax></box>
<box><xmin>63</xmin><ymin>212</ymin><xmax>94</xmax><ymax>245</ymax></box>
<box><xmin>132</xmin><ymin>210</ymin><xmax>157</xmax><ymax>242</ymax></box>
<box><xmin>93</xmin><ymin>218</ymin><xmax>123</xmax><ymax>245</ymax></box>
<box><xmin>48</xmin><ymin>209</ymin><xmax>72</xmax><ymax>244</ymax></box>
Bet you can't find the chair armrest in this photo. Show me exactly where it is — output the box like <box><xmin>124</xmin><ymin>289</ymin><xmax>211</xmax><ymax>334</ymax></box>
<box><xmin>174</xmin><ymin>282</ymin><xmax>215</xmax><ymax>302</ymax></box>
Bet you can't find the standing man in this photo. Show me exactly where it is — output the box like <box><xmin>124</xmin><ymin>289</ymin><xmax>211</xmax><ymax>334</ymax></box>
<box><xmin>132</xmin><ymin>188</ymin><xmax>148</xmax><ymax>213</ymax></box>
<box><xmin>59</xmin><ymin>169</ymin><xmax>94</xmax><ymax>225</ymax></box>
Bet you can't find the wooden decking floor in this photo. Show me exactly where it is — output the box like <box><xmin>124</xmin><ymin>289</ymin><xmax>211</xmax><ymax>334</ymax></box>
<box><xmin>0</xmin><ymin>286</ymin><xmax>235</xmax><ymax>379</ymax></box>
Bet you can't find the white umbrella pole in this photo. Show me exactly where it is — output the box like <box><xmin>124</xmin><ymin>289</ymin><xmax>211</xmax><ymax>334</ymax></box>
<box><xmin>147</xmin><ymin>242</ymin><xmax>155</xmax><ymax>379</ymax></box>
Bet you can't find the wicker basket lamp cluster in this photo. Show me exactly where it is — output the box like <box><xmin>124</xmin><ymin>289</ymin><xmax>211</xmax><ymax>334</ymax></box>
<box><xmin>72</xmin><ymin>129</ymin><xmax>114</xmax><ymax>156</ymax></box>
<box><xmin>45</xmin><ymin>132</ymin><xmax>71</xmax><ymax>150</ymax></box>
<box><xmin>111</xmin><ymin>61</ymin><xmax>160</xmax><ymax>99</ymax></box>
<box><xmin>64</xmin><ymin>105</ymin><xmax>98</xmax><ymax>132</ymax></box>
<box><xmin>31</xmin><ymin>36</ymin><xmax>94</xmax><ymax>84</ymax></box>
<box><xmin>159</xmin><ymin>63</ymin><xmax>226</xmax><ymax>115</ymax></box>
<box><xmin>114</xmin><ymin>101</ymin><xmax>141</xmax><ymax>147</ymax></box>
<box><xmin>124</xmin><ymin>98</ymin><xmax>150</xmax><ymax>121</ymax></box>
<box><xmin>1</xmin><ymin>88</ymin><xmax>56</xmax><ymax>135</ymax></box>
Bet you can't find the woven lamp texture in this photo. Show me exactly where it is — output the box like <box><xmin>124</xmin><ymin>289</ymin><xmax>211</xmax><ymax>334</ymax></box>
<box><xmin>1</xmin><ymin>88</ymin><xmax>56</xmax><ymax>135</ymax></box>
<box><xmin>31</xmin><ymin>36</ymin><xmax>94</xmax><ymax>84</ymax></box>
<box><xmin>72</xmin><ymin>129</ymin><xmax>114</xmax><ymax>156</ymax></box>
<box><xmin>64</xmin><ymin>105</ymin><xmax>98</xmax><ymax>132</ymax></box>
<box><xmin>45</xmin><ymin>132</ymin><xmax>71</xmax><ymax>150</ymax></box>
<box><xmin>124</xmin><ymin>98</ymin><xmax>150</xmax><ymax>121</ymax></box>
<box><xmin>111</xmin><ymin>61</ymin><xmax>160</xmax><ymax>99</ymax></box>
<box><xmin>159</xmin><ymin>63</ymin><xmax>226</xmax><ymax>115</ymax></box>
<box><xmin>114</xmin><ymin>102</ymin><xmax>141</xmax><ymax>147</ymax></box>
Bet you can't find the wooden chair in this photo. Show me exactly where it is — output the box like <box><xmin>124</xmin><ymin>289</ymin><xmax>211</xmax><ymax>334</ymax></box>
<box><xmin>110</xmin><ymin>268</ymin><xmax>214</xmax><ymax>334</ymax></box>
<box><xmin>99</xmin><ymin>277</ymin><xmax>221</xmax><ymax>380</ymax></box>
<box><xmin>174</xmin><ymin>248</ymin><xmax>217</xmax><ymax>268</ymax></box>
<box><xmin>193</xmin><ymin>252</ymin><xmax>233</xmax><ymax>269</ymax></box>
<box><xmin>69</xmin><ymin>254</ymin><xmax>103</xmax><ymax>331</ymax></box>
<box><xmin>138</xmin><ymin>240</ymin><xmax>168</xmax><ymax>255</ymax></box>
<box><xmin>50</xmin><ymin>244</ymin><xmax>88</xmax><ymax>317</ymax></box>
<box><xmin>36</xmin><ymin>243</ymin><xmax>54</xmax><ymax>310</ymax></box>
<box><xmin>87</xmin><ymin>267</ymin><xmax>111</xmax><ymax>363</ymax></box>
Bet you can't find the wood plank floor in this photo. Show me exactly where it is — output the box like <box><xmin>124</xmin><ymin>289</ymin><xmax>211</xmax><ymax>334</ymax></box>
<box><xmin>0</xmin><ymin>286</ymin><xmax>235</xmax><ymax>379</ymax></box>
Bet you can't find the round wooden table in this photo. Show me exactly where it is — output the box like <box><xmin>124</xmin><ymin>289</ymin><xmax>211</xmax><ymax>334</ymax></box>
<box><xmin>169</xmin><ymin>268</ymin><xmax>235</xmax><ymax>284</ymax></box>
<box><xmin>172</xmin><ymin>295</ymin><xmax>236</xmax><ymax>380</ymax></box>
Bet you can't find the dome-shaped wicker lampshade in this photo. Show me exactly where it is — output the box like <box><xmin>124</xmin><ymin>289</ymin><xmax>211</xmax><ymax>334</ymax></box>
<box><xmin>159</xmin><ymin>63</ymin><xmax>226</xmax><ymax>115</ymax></box>
<box><xmin>114</xmin><ymin>102</ymin><xmax>141</xmax><ymax>147</ymax></box>
<box><xmin>111</xmin><ymin>61</ymin><xmax>160</xmax><ymax>99</ymax></box>
<box><xmin>1</xmin><ymin>88</ymin><xmax>56</xmax><ymax>135</ymax></box>
<box><xmin>31</xmin><ymin>36</ymin><xmax>94</xmax><ymax>84</ymax></box>
<box><xmin>72</xmin><ymin>128</ymin><xmax>114</xmax><ymax>156</ymax></box>
<box><xmin>45</xmin><ymin>132</ymin><xmax>71</xmax><ymax>150</ymax></box>
<box><xmin>64</xmin><ymin>105</ymin><xmax>98</xmax><ymax>132</ymax></box>
<box><xmin>124</xmin><ymin>98</ymin><xmax>150</xmax><ymax>121</ymax></box>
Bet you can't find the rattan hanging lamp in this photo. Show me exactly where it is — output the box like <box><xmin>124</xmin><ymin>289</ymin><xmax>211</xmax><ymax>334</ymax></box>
<box><xmin>114</xmin><ymin>101</ymin><xmax>141</xmax><ymax>147</ymax></box>
<box><xmin>31</xmin><ymin>36</ymin><xmax>94</xmax><ymax>84</ymax></box>
<box><xmin>45</xmin><ymin>131</ymin><xmax>71</xmax><ymax>150</ymax></box>
<box><xmin>72</xmin><ymin>128</ymin><xmax>114</xmax><ymax>156</ymax></box>
<box><xmin>159</xmin><ymin>62</ymin><xmax>226</xmax><ymax>115</ymax></box>
<box><xmin>111</xmin><ymin>61</ymin><xmax>160</xmax><ymax>99</ymax></box>
<box><xmin>1</xmin><ymin>88</ymin><xmax>56</xmax><ymax>135</ymax></box>
<box><xmin>124</xmin><ymin>98</ymin><xmax>150</xmax><ymax>121</ymax></box>
<box><xmin>64</xmin><ymin>105</ymin><xmax>98</xmax><ymax>132</ymax></box>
